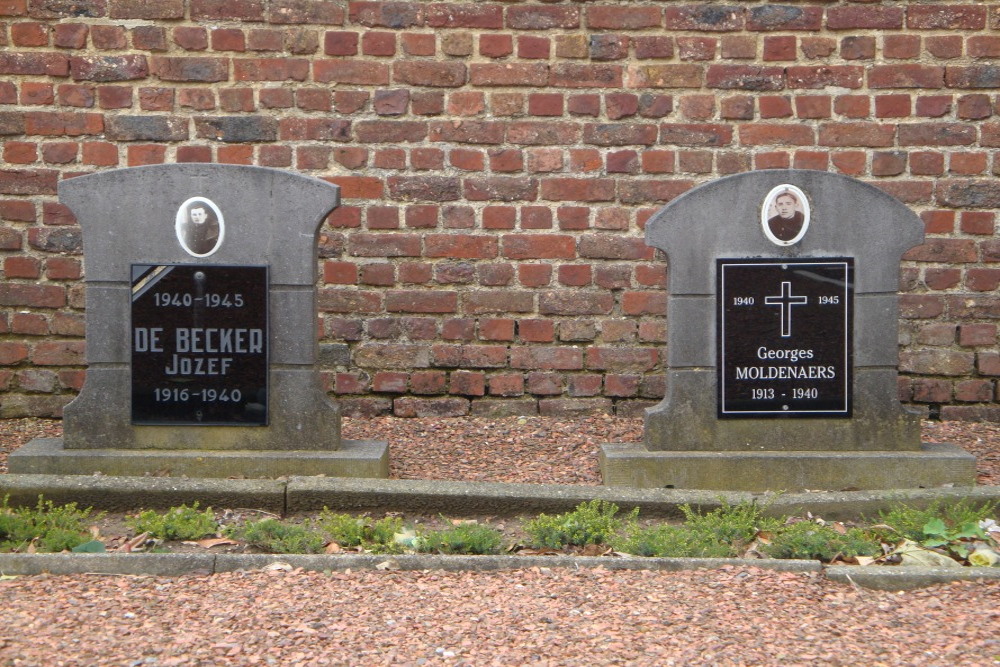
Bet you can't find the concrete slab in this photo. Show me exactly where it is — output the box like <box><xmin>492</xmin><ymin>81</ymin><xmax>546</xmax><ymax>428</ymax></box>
<box><xmin>8</xmin><ymin>437</ymin><xmax>388</xmax><ymax>480</ymax></box>
<box><xmin>825</xmin><ymin>566</ymin><xmax>1000</xmax><ymax>591</ymax></box>
<box><xmin>600</xmin><ymin>441</ymin><xmax>977</xmax><ymax>491</ymax></box>
<box><xmin>0</xmin><ymin>474</ymin><xmax>286</xmax><ymax>513</ymax></box>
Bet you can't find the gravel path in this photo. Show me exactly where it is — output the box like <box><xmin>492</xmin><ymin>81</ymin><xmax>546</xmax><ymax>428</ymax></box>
<box><xmin>2</xmin><ymin>567</ymin><xmax>999</xmax><ymax>665</ymax></box>
<box><xmin>1</xmin><ymin>416</ymin><xmax>999</xmax><ymax>664</ymax></box>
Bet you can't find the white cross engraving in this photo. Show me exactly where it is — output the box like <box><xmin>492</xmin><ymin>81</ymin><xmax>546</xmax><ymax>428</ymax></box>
<box><xmin>764</xmin><ymin>281</ymin><xmax>808</xmax><ymax>338</ymax></box>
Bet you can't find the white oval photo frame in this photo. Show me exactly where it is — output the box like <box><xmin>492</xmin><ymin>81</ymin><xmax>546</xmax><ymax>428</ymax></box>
<box><xmin>175</xmin><ymin>196</ymin><xmax>225</xmax><ymax>258</ymax></box>
<box><xmin>761</xmin><ymin>184</ymin><xmax>810</xmax><ymax>247</ymax></box>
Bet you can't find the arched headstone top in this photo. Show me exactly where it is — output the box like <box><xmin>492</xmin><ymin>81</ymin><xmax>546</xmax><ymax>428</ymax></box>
<box><xmin>644</xmin><ymin>169</ymin><xmax>924</xmax><ymax>294</ymax></box>
<box><xmin>59</xmin><ymin>164</ymin><xmax>340</xmax><ymax>285</ymax></box>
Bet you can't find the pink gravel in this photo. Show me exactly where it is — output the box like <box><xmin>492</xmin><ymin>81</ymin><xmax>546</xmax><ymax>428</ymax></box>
<box><xmin>2</xmin><ymin>567</ymin><xmax>999</xmax><ymax>664</ymax></box>
<box><xmin>1</xmin><ymin>416</ymin><xmax>999</xmax><ymax>663</ymax></box>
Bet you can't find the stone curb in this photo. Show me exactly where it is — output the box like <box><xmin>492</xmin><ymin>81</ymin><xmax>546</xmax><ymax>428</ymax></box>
<box><xmin>2</xmin><ymin>553</ymin><xmax>998</xmax><ymax>590</ymax></box>
<box><xmin>3</xmin><ymin>474</ymin><xmax>999</xmax><ymax>520</ymax></box>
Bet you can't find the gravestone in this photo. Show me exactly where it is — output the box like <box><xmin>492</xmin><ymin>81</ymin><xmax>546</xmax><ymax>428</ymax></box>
<box><xmin>10</xmin><ymin>164</ymin><xmax>388</xmax><ymax>478</ymax></box>
<box><xmin>601</xmin><ymin>170</ymin><xmax>975</xmax><ymax>491</ymax></box>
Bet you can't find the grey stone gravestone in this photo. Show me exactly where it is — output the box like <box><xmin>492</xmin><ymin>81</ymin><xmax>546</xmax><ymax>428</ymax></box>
<box><xmin>10</xmin><ymin>164</ymin><xmax>388</xmax><ymax>478</ymax></box>
<box><xmin>601</xmin><ymin>170</ymin><xmax>975</xmax><ymax>491</ymax></box>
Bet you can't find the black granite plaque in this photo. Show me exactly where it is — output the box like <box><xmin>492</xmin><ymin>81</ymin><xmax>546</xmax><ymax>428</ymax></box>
<box><xmin>131</xmin><ymin>264</ymin><xmax>268</xmax><ymax>425</ymax></box>
<box><xmin>717</xmin><ymin>258</ymin><xmax>853</xmax><ymax>418</ymax></box>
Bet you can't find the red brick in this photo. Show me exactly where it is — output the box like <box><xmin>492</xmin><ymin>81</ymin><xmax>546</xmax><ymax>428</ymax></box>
<box><xmin>959</xmin><ymin>324</ymin><xmax>997</xmax><ymax>347</ymax></box>
<box><xmin>786</xmin><ymin>66</ymin><xmax>863</xmax><ymax>90</ymax></box>
<box><xmin>969</xmin><ymin>36</ymin><xmax>1000</xmax><ymax>59</ymax></box>
<box><xmin>915</xmin><ymin>95</ymin><xmax>952</xmax><ymax>118</ymax></box>
<box><xmin>588</xmin><ymin>5</ymin><xmax>660</xmax><ymax>30</ymax></box>
<box><xmin>869</xmin><ymin>65</ymin><xmax>944</xmax><ymax>89</ymax></box>
<box><xmin>841</xmin><ymin>36</ymin><xmax>876</xmax><ymax>61</ymax></box>
<box><xmin>763</xmin><ymin>35</ymin><xmax>796</xmax><ymax>61</ymax></box>
<box><xmin>446</xmin><ymin>91</ymin><xmax>484</xmax><ymax>116</ymax></box>
<box><xmin>517</xmin><ymin>319</ymin><xmax>554</xmax><ymax>343</ymax></box>
<box><xmin>488</xmin><ymin>373</ymin><xmax>524</xmax><ymax>397</ymax></box>
<box><xmin>908</xmin><ymin>5</ymin><xmax>986</xmax><ymax>30</ymax></box>
<box><xmin>899</xmin><ymin>123</ymin><xmax>976</xmax><ymax>147</ymax></box>
<box><xmin>950</xmin><ymin>152</ymin><xmax>987</xmax><ymax>175</ymax></box>
<box><xmin>539</xmin><ymin>291</ymin><xmax>614</xmax><ymax>316</ymax></box>
<box><xmin>746</xmin><ymin>6</ymin><xmax>821</xmax><ymax>31</ymax></box>
<box><xmin>314</xmin><ymin>60</ymin><xmax>387</xmax><ymax>85</ymax></box>
<box><xmin>393</xmin><ymin>61</ymin><xmax>465</xmax><ymax>88</ymax></box>
<box><xmin>191</xmin><ymin>0</ymin><xmax>264</xmax><ymax>21</ymax></box>
<box><xmin>550</xmin><ymin>63</ymin><xmax>622</xmax><ymax>89</ymax></box>
<box><xmin>833</xmin><ymin>95</ymin><xmax>869</xmax><ymax>118</ymax></box>
<box><xmin>507</xmin><ymin>121</ymin><xmax>579</xmax><ymax>146</ymax></box>
<box><xmin>54</xmin><ymin>23</ymin><xmax>88</xmax><ymax>48</ymax></box>
<box><xmin>884</xmin><ymin>35</ymin><xmax>921</xmax><ymax>59</ymax></box>
<box><xmin>585</xmin><ymin>347</ymin><xmax>658</xmax><ymax>372</ymax></box>
<box><xmin>502</xmin><ymin>234</ymin><xmax>574</xmax><ymax>260</ymax></box>
<box><xmin>705</xmin><ymin>64</ymin><xmax>783</xmax><ymax>91</ymax></box>
<box><xmin>966</xmin><ymin>269</ymin><xmax>1000</xmax><ymax>292</ymax></box>
<box><xmin>827</xmin><ymin>7</ymin><xmax>903</xmax><ymax>30</ymax></box>
<box><xmin>404</xmin><ymin>204</ymin><xmax>438</xmax><ymax>228</ymax></box>
<box><xmin>957</xmin><ymin>94</ymin><xmax>992</xmax><ymax>120</ymax></box>
<box><xmin>634</xmin><ymin>36</ymin><xmax>673</xmax><ymax>60</ymax></box>
<box><xmin>910</xmin><ymin>379</ymin><xmax>952</xmax><ymax>403</ymax></box>
<box><xmin>872</xmin><ymin>151</ymin><xmax>907</xmax><ymax>177</ymax></box>
<box><xmin>622</xmin><ymin>291</ymin><xmax>667</xmax><ymax>316</ymax></box>
<box><xmin>362</xmin><ymin>31</ymin><xmax>395</xmax><ymax>56</ymax></box>
<box><xmin>507</xmin><ymin>5</ymin><xmax>578</xmax><ymax>30</ymax></box>
<box><xmin>385</xmin><ymin>290</ymin><xmax>456</xmax><ymax>314</ymax></box>
<box><xmin>739</xmin><ymin>124</ymin><xmax>814</xmax><ymax>146</ymax></box>
<box><xmin>819</xmin><ymin>123</ymin><xmax>895</xmax><ymax>147</ymax></box>
<box><xmin>664</xmin><ymin>5</ymin><xmax>741</xmax><ymax>31</ymax></box>
<box><xmin>960</xmin><ymin>211</ymin><xmax>995</xmax><ymax>235</ymax></box>
<box><xmin>510</xmin><ymin>347</ymin><xmax>583</xmax><ymax>371</ymax></box>
<box><xmin>912</xmin><ymin>153</ymin><xmax>945</xmax><ymax>177</ymax></box>
<box><xmin>518</xmin><ymin>264</ymin><xmax>551</xmax><ymax>287</ymax></box>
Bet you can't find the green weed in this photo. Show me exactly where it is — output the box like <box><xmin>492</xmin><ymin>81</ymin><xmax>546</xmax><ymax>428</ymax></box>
<box><xmin>872</xmin><ymin>499</ymin><xmax>998</xmax><ymax>543</ymax></box>
<box><xmin>127</xmin><ymin>503</ymin><xmax>219</xmax><ymax>541</ymax></box>
<box><xmin>760</xmin><ymin>521</ymin><xmax>880</xmax><ymax>561</ymax></box>
<box><xmin>229</xmin><ymin>518</ymin><xmax>325</xmax><ymax>554</ymax></box>
<box><xmin>0</xmin><ymin>496</ymin><xmax>101</xmax><ymax>553</ymax></box>
<box><xmin>419</xmin><ymin>522</ymin><xmax>504</xmax><ymax>555</ymax></box>
<box><xmin>611</xmin><ymin>524</ymin><xmax>733</xmax><ymax>558</ymax></box>
<box><xmin>679</xmin><ymin>500</ymin><xmax>781</xmax><ymax>557</ymax></box>
<box><xmin>524</xmin><ymin>500</ymin><xmax>638</xmax><ymax>549</ymax></box>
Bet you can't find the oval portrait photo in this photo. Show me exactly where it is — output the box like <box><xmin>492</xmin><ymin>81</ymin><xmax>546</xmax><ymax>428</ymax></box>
<box><xmin>760</xmin><ymin>184</ymin><xmax>810</xmax><ymax>246</ymax></box>
<box><xmin>175</xmin><ymin>196</ymin><xmax>225</xmax><ymax>257</ymax></box>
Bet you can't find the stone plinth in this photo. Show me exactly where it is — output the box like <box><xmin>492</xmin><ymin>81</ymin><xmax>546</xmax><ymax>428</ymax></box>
<box><xmin>601</xmin><ymin>170</ymin><xmax>975</xmax><ymax>491</ymax></box>
<box><xmin>9</xmin><ymin>165</ymin><xmax>387</xmax><ymax>479</ymax></box>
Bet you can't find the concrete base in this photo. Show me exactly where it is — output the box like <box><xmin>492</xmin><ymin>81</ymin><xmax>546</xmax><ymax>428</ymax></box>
<box><xmin>8</xmin><ymin>437</ymin><xmax>389</xmax><ymax>479</ymax></box>
<box><xmin>600</xmin><ymin>441</ymin><xmax>976</xmax><ymax>492</ymax></box>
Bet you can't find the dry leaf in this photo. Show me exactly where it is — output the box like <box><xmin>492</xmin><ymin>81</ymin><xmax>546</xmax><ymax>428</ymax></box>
<box><xmin>324</xmin><ymin>542</ymin><xmax>342</xmax><ymax>554</ymax></box>
<box><xmin>185</xmin><ymin>538</ymin><xmax>238</xmax><ymax>549</ymax></box>
<box><xmin>262</xmin><ymin>562</ymin><xmax>293</xmax><ymax>572</ymax></box>
<box><xmin>830</xmin><ymin>522</ymin><xmax>848</xmax><ymax>535</ymax></box>
<box><xmin>375</xmin><ymin>560</ymin><xmax>399</xmax><ymax>570</ymax></box>
<box><xmin>89</xmin><ymin>525</ymin><xmax>101</xmax><ymax>539</ymax></box>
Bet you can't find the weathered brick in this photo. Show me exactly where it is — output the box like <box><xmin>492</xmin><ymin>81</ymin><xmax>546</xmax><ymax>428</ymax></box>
<box><xmin>945</xmin><ymin>65</ymin><xmax>1000</xmax><ymax>89</ymax></box>
<box><xmin>152</xmin><ymin>56</ymin><xmax>228</xmax><ymax>82</ymax></box>
<box><xmin>508</xmin><ymin>5</ymin><xmax>578</xmax><ymax>30</ymax></box>
<box><xmin>349</xmin><ymin>2</ymin><xmax>422</xmax><ymax>28</ymax></box>
<box><xmin>827</xmin><ymin>6</ymin><xmax>903</xmax><ymax>30</ymax></box>
<box><xmin>585</xmin><ymin>347</ymin><xmax>658</xmax><ymax>372</ymax></box>
<box><xmin>539</xmin><ymin>291</ymin><xmax>613</xmax><ymax>316</ymax></box>
<box><xmin>587</xmin><ymin>5</ymin><xmax>660</xmax><ymax>30</ymax></box>
<box><xmin>469</xmin><ymin>63</ymin><xmax>548</xmax><ymax>87</ymax></box>
<box><xmin>550</xmin><ymin>63</ymin><xmax>622</xmax><ymax>88</ymax></box>
<box><xmin>583</xmin><ymin>123</ymin><xmax>657</xmax><ymax>147</ymax></box>
<box><xmin>314</xmin><ymin>60</ymin><xmax>388</xmax><ymax>85</ymax></box>
<box><xmin>393</xmin><ymin>61</ymin><xmax>465</xmax><ymax>87</ymax></box>
<box><xmin>429</xmin><ymin>120</ymin><xmax>504</xmax><ymax>144</ymax></box>
<box><xmin>627</xmin><ymin>64</ymin><xmax>702</xmax><ymax>89</ymax></box>
<box><xmin>348</xmin><ymin>233</ymin><xmax>421</xmax><ymax>257</ymax></box>
<box><xmin>354</xmin><ymin>343</ymin><xmax>430</xmax><ymax>369</ymax></box>
<box><xmin>739</xmin><ymin>124</ymin><xmax>814</xmax><ymax>146</ymax></box>
<box><xmin>618</xmin><ymin>179</ymin><xmax>693</xmax><ymax>204</ymax></box>
<box><xmin>900</xmin><ymin>349</ymin><xmax>974</xmax><ymax>376</ymax></box>
<box><xmin>423</xmin><ymin>3</ymin><xmax>500</xmax><ymax>29</ymax></box>
<box><xmin>664</xmin><ymin>5</ymin><xmax>742</xmax><ymax>31</ymax></box>
<box><xmin>507</xmin><ymin>121</ymin><xmax>580</xmax><ymax>146</ymax></box>
<box><xmin>578</xmin><ymin>234</ymin><xmax>650</xmax><ymax>260</ymax></box>
<box><xmin>355</xmin><ymin>120</ymin><xmax>426</xmax><ymax>143</ymax></box>
<box><xmin>936</xmin><ymin>180</ymin><xmax>1000</xmax><ymax>208</ymax></box>
<box><xmin>869</xmin><ymin>64</ymin><xmax>944</xmax><ymax>89</ymax></box>
<box><xmin>387</xmin><ymin>176</ymin><xmax>460</xmax><ymax>202</ymax></box>
<box><xmin>110</xmin><ymin>0</ymin><xmax>182</xmax><ymax>19</ymax></box>
<box><xmin>899</xmin><ymin>123</ymin><xmax>976</xmax><ymax>147</ymax></box>
<box><xmin>786</xmin><ymin>66</ymin><xmax>863</xmax><ymax>90</ymax></box>
<box><xmin>104</xmin><ymin>116</ymin><xmax>187</xmax><ymax>141</ymax></box>
<box><xmin>907</xmin><ymin>5</ymin><xmax>985</xmax><ymax>30</ymax></box>
<box><xmin>818</xmin><ymin>123</ymin><xmax>895</xmax><ymax>147</ymax></box>
<box><xmin>706</xmin><ymin>65</ymin><xmax>784</xmax><ymax>90</ymax></box>
<box><xmin>194</xmin><ymin>116</ymin><xmax>276</xmax><ymax>142</ymax></box>
<box><xmin>746</xmin><ymin>6</ymin><xmax>822</xmax><ymax>31</ymax></box>
<box><xmin>385</xmin><ymin>290</ymin><xmax>456</xmax><ymax>313</ymax></box>
<box><xmin>270</xmin><ymin>0</ymin><xmax>344</xmax><ymax>25</ymax></box>
<box><xmin>462</xmin><ymin>290</ymin><xmax>534</xmax><ymax>315</ymax></box>
<box><xmin>464</xmin><ymin>177</ymin><xmax>538</xmax><ymax>202</ymax></box>
<box><xmin>191</xmin><ymin>0</ymin><xmax>264</xmax><ymax>21</ymax></box>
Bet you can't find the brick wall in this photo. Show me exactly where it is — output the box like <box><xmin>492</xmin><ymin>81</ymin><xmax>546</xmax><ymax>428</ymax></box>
<box><xmin>0</xmin><ymin>1</ymin><xmax>998</xmax><ymax>421</ymax></box>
